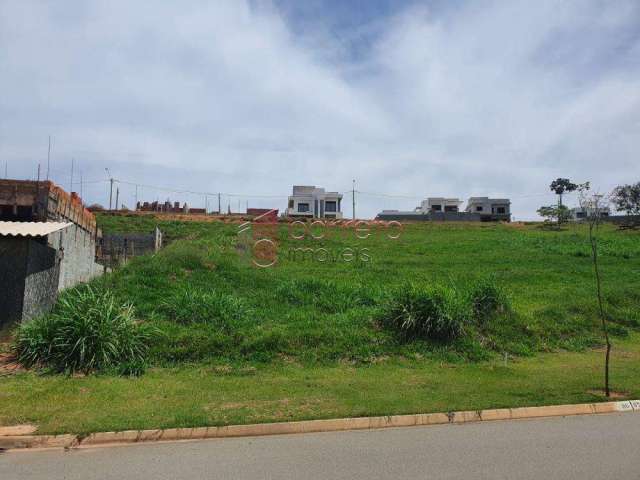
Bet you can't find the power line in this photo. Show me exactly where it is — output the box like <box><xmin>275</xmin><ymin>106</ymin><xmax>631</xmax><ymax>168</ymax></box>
<box><xmin>70</xmin><ymin>158</ymin><xmax>74</xmax><ymax>193</ymax></box>
<box><xmin>112</xmin><ymin>178</ymin><xmax>288</xmax><ymax>199</ymax></box>
<box><xmin>46</xmin><ymin>136</ymin><xmax>51</xmax><ymax>181</ymax></box>
<box><xmin>352</xmin><ymin>179</ymin><xmax>356</xmax><ymax>220</ymax></box>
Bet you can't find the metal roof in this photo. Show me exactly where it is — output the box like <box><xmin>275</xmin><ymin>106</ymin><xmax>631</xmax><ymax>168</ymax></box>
<box><xmin>0</xmin><ymin>221</ymin><xmax>72</xmax><ymax>238</ymax></box>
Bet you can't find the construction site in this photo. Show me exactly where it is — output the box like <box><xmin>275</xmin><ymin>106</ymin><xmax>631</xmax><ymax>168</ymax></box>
<box><xmin>0</xmin><ymin>180</ymin><xmax>104</xmax><ymax>326</ymax></box>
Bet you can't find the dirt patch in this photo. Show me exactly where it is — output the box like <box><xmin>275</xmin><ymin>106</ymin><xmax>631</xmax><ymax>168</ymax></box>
<box><xmin>0</xmin><ymin>352</ymin><xmax>24</xmax><ymax>376</ymax></box>
<box><xmin>0</xmin><ymin>424</ymin><xmax>38</xmax><ymax>436</ymax></box>
<box><xmin>587</xmin><ymin>389</ymin><xmax>629</xmax><ymax>399</ymax></box>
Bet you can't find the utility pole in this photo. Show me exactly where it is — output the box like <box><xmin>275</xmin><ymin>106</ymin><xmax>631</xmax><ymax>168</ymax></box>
<box><xmin>115</xmin><ymin>187</ymin><xmax>120</xmax><ymax>212</ymax></box>
<box><xmin>70</xmin><ymin>158</ymin><xmax>74</xmax><ymax>192</ymax></box>
<box><xmin>106</xmin><ymin>168</ymin><xmax>113</xmax><ymax>211</ymax></box>
<box><xmin>37</xmin><ymin>164</ymin><xmax>41</xmax><ymax>182</ymax></box>
<box><xmin>352</xmin><ymin>179</ymin><xmax>356</xmax><ymax>220</ymax></box>
<box><xmin>80</xmin><ymin>172</ymin><xmax>83</xmax><ymax>199</ymax></box>
<box><xmin>218</xmin><ymin>193</ymin><xmax>221</xmax><ymax>214</ymax></box>
<box><xmin>4</xmin><ymin>161</ymin><xmax>7</xmax><ymax>178</ymax></box>
<box><xmin>135</xmin><ymin>184</ymin><xmax>138</xmax><ymax>210</ymax></box>
<box><xmin>46</xmin><ymin>136</ymin><xmax>51</xmax><ymax>181</ymax></box>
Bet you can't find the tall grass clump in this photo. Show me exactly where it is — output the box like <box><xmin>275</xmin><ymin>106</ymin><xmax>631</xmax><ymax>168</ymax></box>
<box><xmin>13</xmin><ymin>286</ymin><xmax>153</xmax><ymax>375</ymax></box>
<box><xmin>468</xmin><ymin>277</ymin><xmax>510</xmax><ymax>323</ymax></box>
<box><xmin>275</xmin><ymin>278</ymin><xmax>382</xmax><ymax>313</ymax></box>
<box><xmin>381</xmin><ymin>284</ymin><xmax>469</xmax><ymax>342</ymax></box>
<box><xmin>160</xmin><ymin>287</ymin><xmax>250</xmax><ymax>329</ymax></box>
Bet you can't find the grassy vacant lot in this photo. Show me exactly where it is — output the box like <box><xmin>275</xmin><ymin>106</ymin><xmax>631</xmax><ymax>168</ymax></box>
<box><xmin>1</xmin><ymin>214</ymin><xmax>639</xmax><ymax>434</ymax></box>
<box><xmin>94</xmin><ymin>214</ymin><xmax>640</xmax><ymax>363</ymax></box>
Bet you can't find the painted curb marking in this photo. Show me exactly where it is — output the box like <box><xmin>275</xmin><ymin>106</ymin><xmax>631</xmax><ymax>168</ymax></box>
<box><xmin>615</xmin><ymin>401</ymin><xmax>634</xmax><ymax>412</ymax></box>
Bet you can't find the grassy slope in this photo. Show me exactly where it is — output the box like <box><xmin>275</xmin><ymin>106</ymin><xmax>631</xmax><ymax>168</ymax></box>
<box><xmin>1</xmin><ymin>214</ymin><xmax>639</xmax><ymax>434</ymax></box>
<box><xmin>96</xmin><ymin>214</ymin><xmax>640</xmax><ymax>363</ymax></box>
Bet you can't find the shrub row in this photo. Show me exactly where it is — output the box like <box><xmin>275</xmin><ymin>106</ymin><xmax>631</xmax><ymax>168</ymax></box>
<box><xmin>12</xmin><ymin>278</ymin><xmax>508</xmax><ymax>375</ymax></box>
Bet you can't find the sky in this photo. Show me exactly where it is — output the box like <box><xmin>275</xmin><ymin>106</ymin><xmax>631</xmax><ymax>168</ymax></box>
<box><xmin>1</xmin><ymin>0</ymin><xmax>639</xmax><ymax>219</ymax></box>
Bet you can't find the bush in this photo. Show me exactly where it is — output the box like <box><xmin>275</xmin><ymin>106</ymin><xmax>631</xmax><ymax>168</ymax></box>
<box><xmin>160</xmin><ymin>287</ymin><xmax>250</xmax><ymax>329</ymax></box>
<box><xmin>381</xmin><ymin>284</ymin><xmax>469</xmax><ymax>342</ymax></box>
<box><xmin>468</xmin><ymin>278</ymin><xmax>509</xmax><ymax>323</ymax></box>
<box><xmin>13</xmin><ymin>286</ymin><xmax>153</xmax><ymax>375</ymax></box>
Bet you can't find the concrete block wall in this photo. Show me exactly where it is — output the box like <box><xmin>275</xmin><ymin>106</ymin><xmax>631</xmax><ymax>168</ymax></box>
<box><xmin>48</xmin><ymin>225</ymin><xmax>102</xmax><ymax>291</ymax></box>
<box><xmin>22</xmin><ymin>240</ymin><xmax>60</xmax><ymax>321</ymax></box>
<box><xmin>0</xmin><ymin>238</ymin><xmax>30</xmax><ymax>326</ymax></box>
<box><xmin>0</xmin><ymin>237</ymin><xmax>60</xmax><ymax>326</ymax></box>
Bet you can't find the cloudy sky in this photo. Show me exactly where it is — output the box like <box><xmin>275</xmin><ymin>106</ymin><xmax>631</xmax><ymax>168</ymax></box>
<box><xmin>1</xmin><ymin>0</ymin><xmax>639</xmax><ymax>219</ymax></box>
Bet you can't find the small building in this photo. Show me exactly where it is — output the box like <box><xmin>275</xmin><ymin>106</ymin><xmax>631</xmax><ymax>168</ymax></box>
<box><xmin>136</xmin><ymin>200</ymin><xmax>204</xmax><ymax>214</ymax></box>
<box><xmin>420</xmin><ymin>198</ymin><xmax>462</xmax><ymax>213</ymax></box>
<box><xmin>376</xmin><ymin>195</ymin><xmax>511</xmax><ymax>222</ymax></box>
<box><xmin>247</xmin><ymin>208</ymin><xmax>279</xmax><ymax>222</ymax></box>
<box><xmin>0</xmin><ymin>180</ymin><xmax>103</xmax><ymax>327</ymax></box>
<box><xmin>465</xmin><ymin>197</ymin><xmax>511</xmax><ymax>222</ymax></box>
<box><xmin>286</xmin><ymin>186</ymin><xmax>343</xmax><ymax>219</ymax></box>
<box><xmin>569</xmin><ymin>205</ymin><xmax>611</xmax><ymax>221</ymax></box>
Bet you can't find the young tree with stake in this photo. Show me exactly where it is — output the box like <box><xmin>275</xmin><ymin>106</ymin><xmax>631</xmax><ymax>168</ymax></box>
<box><xmin>578</xmin><ymin>184</ymin><xmax>612</xmax><ymax>397</ymax></box>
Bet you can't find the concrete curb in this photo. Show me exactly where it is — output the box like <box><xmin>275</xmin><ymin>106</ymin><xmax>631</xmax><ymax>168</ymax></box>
<box><xmin>2</xmin><ymin>400</ymin><xmax>638</xmax><ymax>451</ymax></box>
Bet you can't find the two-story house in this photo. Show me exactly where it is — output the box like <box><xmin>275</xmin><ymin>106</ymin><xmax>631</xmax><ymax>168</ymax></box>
<box><xmin>286</xmin><ymin>186</ymin><xmax>343</xmax><ymax>219</ymax></box>
<box><xmin>419</xmin><ymin>198</ymin><xmax>462</xmax><ymax>213</ymax></box>
<box><xmin>465</xmin><ymin>197</ymin><xmax>511</xmax><ymax>221</ymax></box>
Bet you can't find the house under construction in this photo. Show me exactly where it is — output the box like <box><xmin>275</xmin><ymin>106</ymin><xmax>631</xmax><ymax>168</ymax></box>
<box><xmin>0</xmin><ymin>180</ymin><xmax>103</xmax><ymax>327</ymax></box>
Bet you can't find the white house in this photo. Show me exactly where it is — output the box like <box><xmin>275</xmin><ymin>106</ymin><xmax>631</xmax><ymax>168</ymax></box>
<box><xmin>465</xmin><ymin>197</ymin><xmax>511</xmax><ymax>220</ymax></box>
<box><xmin>419</xmin><ymin>198</ymin><xmax>462</xmax><ymax>213</ymax></box>
<box><xmin>286</xmin><ymin>186</ymin><xmax>343</xmax><ymax>219</ymax></box>
<box><xmin>570</xmin><ymin>205</ymin><xmax>611</xmax><ymax>220</ymax></box>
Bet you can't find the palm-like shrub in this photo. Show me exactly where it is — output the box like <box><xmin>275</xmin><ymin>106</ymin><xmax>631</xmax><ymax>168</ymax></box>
<box><xmin>381</xmin><ymin>284</ymin><xmax>469</xmax><ymax>342</ymax></box>
<box><xmin>14</xmin><ymin>286</ymin><xmax>153</xmax><ymax>375</ymax></box>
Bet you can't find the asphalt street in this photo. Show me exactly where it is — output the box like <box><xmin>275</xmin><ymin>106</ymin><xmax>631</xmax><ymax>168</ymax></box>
<box><xmin>2</xmin><ymin>412</ymin><xmax>639</xmax><ymax>479</ymax></box>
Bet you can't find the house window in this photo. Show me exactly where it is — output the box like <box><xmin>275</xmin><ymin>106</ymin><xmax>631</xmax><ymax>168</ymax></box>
<box><xmin>444</xmin><ymin>206</ymin><xmax>458</xmax><ymax>212</ymax></box>
<box><xmin>432</xmin><ymin>205</ymin><xmax>442</xmax><ymax>211</ymax></box>
<box><xmin>476</xmin><ymin>206</ymin><xmax>483</xmax><ymax>212</ymax></box>
<box><xmin>297</xmin><ymin>203</ymin><xmax>310</xmax><ymax>213</ymax></box>
<box><xmin>325</xmin><ymin>201</ymin><xmax>337</xmax><ymax>212</ymax></box>
<box><xmin>288</xmin><ymin>199</ymin><xmax>294</xmax><ymax>208</ymax></box>
<box><xmin>496</xmin><ymin>207</ymin><xmax>506</xmax><ymax>214</ymax></box>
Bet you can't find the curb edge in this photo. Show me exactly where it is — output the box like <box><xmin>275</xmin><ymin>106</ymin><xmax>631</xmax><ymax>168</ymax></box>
<box><xmin>2</xmin><ymin>400</ymin><xmax>638</xmax><ymax>451</ymax></box>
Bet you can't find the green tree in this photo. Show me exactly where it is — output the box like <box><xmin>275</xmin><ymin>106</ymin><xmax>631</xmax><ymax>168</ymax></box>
<box><xmin>537</xmin><ymin>204</ymin><xmax>571</xmax><ymax>225</ymax></box>
<box><xmin>550</xmin><ymin>178</ymin><xmax>578</xmax><ymax>207</ymax></box>
<box><xmin>611</xmin><ymin>182</ymin><xmax>640</xmax><ymax>227</ymax></box>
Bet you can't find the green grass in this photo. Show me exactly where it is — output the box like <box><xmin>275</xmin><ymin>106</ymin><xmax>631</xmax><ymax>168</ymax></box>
<box><xmin>1</xmin><ymin>215</ymin><xmax>639</xmax><ymax>434</ymax></box>
<box><xmin>1</xmin><ymin>334</ymin><xmax>639</xmax><ymax>435</ymax></box>
<box><xmin>89</xmin><ymin>216</ymin><xmax>640</xmax><ymax>364</ymax></box>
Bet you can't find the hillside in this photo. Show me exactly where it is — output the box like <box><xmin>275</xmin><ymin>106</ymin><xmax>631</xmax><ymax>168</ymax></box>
<box><xmin>94</xmin><ymin>214</ymin><xmax>640</xmax><ymax>365</ymax></box>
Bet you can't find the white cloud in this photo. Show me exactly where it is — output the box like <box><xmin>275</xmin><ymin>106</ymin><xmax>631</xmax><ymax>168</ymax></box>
<box><xmin>1</xmin><ymin>0</ymin><xmax>638</xmax><ymax>217</ymax></box>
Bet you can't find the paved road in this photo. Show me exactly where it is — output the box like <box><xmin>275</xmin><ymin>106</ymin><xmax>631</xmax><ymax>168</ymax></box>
<box><xmin>2</xmin><ymin>413</ymin><xmax>639</xmax><ymax>479</ymax></box>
